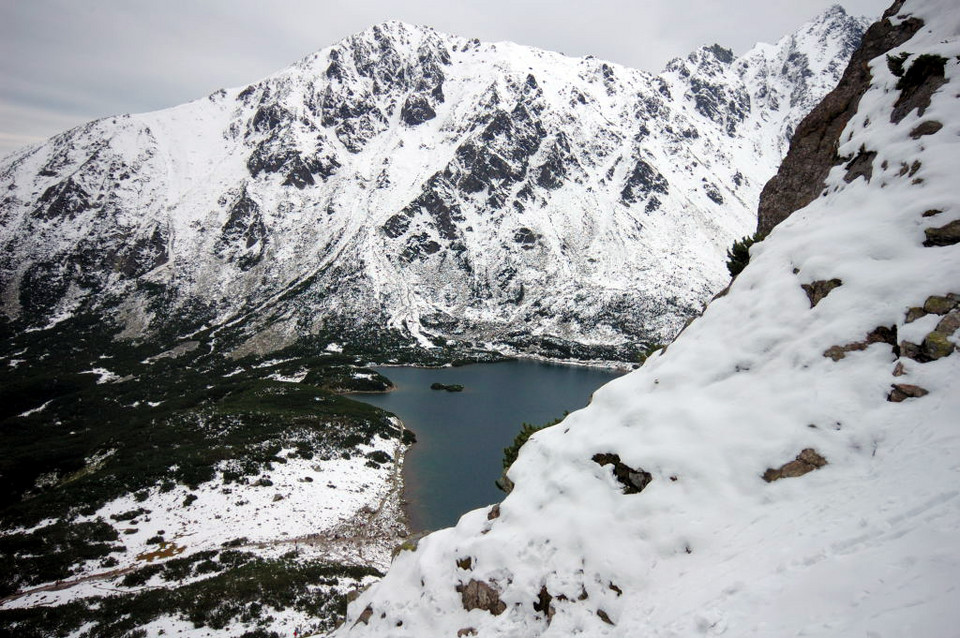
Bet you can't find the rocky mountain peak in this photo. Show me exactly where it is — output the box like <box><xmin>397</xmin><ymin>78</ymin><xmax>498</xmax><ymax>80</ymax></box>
<box><xmin>0</xmin><ymin>9</ymin><xmax>869</xmax><ymax>361</ymax></box>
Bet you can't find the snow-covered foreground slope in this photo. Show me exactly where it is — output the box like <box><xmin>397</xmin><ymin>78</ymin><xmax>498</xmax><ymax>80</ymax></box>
<box><xmin>0</xmin><ymin>9</ymin><xmax>866</xmax><ymax>358</ymax></box>
<box><xmin>336</xmin><ymin>1</ymin><xmax>960</xmax><ymax>635</ymax></box>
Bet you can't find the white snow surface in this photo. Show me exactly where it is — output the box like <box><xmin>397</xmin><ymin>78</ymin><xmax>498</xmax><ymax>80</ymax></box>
<box><xmin>335</xmin><ymin>2</ymin><xmax>960</xmax><ymax>636</ymax></box>
<box><xmin>0</xmin><ymin>8</ymin><xmax>867</xmax><ymax>352</ymax></box>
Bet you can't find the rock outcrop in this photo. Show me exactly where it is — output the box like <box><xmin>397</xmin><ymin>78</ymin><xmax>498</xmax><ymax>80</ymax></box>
<box><xmin>757</xmin><ymin>0</ymin><xmax>922</xmax><ymax>234</ymax></box>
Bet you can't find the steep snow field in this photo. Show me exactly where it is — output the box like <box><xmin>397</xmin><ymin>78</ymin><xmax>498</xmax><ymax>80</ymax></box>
<box><xmin>337</xmin><ymin>1</ymin><xmax>960</xmax><ymax>635</ymax></box>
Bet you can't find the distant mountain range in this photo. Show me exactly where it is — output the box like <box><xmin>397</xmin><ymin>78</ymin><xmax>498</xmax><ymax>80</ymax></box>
<box><xmin>0</xmin><ymin>7</ymin><xmax>867</xmax><ymax>359</ymax></box>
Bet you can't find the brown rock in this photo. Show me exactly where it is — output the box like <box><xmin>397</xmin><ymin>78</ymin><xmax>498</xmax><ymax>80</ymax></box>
<box><xmin>892</xmin><ymin>361</ymin><xmax>906</xmax><ymax>377</ymax></box>
<box><xmin>763</xmin><ymin>448</ymin><xmax>828</xmax><ymax>482</ymax></box>
<box><xmin>457</xmin><ymin>556</ymin><xmax>473</xmax><ymax>571</ymax></box>
<box><xmin>757</xmin><ymin>4</ymin><xmax>923</xmax><ymax>234</ymax></box>
<box><xmin>904</xmin><ymin>306</ymin><xmax>927</xmax><ymax>323</ymax></box>
<box><xmin>900</xmin><ymin>340</ymin><xmax>924</xmax><ymax>362</ymax></box>
<box><xmin>597</xmin><ymin>609</ymin><xmax>615</xmax><ymax>625</ymax></box>
<box><xmin>924</xmin><ymin>219</ymin><xmax>960</xmax><ymax>247</ymax></box>
<box><xmin>909</xmin><ymin>120</ymin><xmax>943</xmax><ymax>138</ymax></box>
<box><xmin>801</xmin><ymin>278</ymin><xmax>843</xmax><ymax>307</ymax></box>
<box><xmin>487</xmin><ymin>504</ymin><xmax>500</xmax><ymax>520</ymax></box>
<box><xmin>823</xmin><ymin>325</ymin><xmax>898</xmax><ymax>360</ymax></box>
<box><xmin>457</xmin><ymin>579</ymin><xmax>506</xmax><ymax>615</ymax></box>
<box><xmin>923</xmin><ymin>295</ymin><xmax>958</xmax><ymax>315</ymax></box>
<box><xmin>937</xmin><ymin>311</ymin><xmax>960</xmax><ymax>336</ymax></box>
<box><xmin>533</xmin><ymin>585</ymin><xmax>554</xmax><ymax>623</ymax></box>
<box><xmin>593</xmin><ymin>453</ymin><xmax>653</xmax><ymax>494</ymax></box>
<box><xmin>353</xmin><ymin>605</ymin><xmax>373</xmax><ymax>627</ymax></box>
<box><xmin>843</xmin><ymin>148</ymin><xmax>877</xmax><ymax>183</ymax></box>
<box><xmin>888</xmin><ymin>383</ymin><xmax>929</xmax><ymax>402</ymax></box>
<box><xmin>457</xmin><ymin>628</ymin><xmax>477</xmax><ymax>637</ymax></box>
<box><xmin>922</xmin><ymin>209</ymin><xmax>943</xmax><ymax>217</ymax></box>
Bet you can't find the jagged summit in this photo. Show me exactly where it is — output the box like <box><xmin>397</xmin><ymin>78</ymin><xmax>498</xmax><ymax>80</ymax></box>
<box><xmin>0</xmin><ymin>8</ymin><xmax>868</xmax><ymax>360</ymax></box>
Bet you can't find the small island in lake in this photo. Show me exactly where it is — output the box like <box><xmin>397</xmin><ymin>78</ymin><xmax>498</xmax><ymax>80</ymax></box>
<box><xmin>430</xmin><ymin>382</ymin><xmax>464</xmax><ymax>392</ymax></box>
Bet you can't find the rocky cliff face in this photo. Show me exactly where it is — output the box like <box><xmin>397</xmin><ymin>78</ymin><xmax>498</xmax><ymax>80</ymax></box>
<box><xmin>334</xmin><ymin>0</ymin><xmax>960</xmax><ymax>635</ymax></box>
<box><xmin>0</xmin><ymin>9</ymin><xmax>867</xmax><ymax>359</ymax></box>
<box><xmin>757</xmin><ymin>0</ymin><xmax>923</xmax><ymax>234</ymax></box>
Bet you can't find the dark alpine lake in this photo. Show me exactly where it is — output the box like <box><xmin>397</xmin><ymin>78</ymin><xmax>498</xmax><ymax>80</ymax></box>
<box><xmin>357</xmin><ymin>360</ymin><xmax>625</xmax><ymax>531</ymax></box>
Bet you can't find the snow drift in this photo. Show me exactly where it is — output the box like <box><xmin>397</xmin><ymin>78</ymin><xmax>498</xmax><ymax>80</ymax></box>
<box><xmin>336</xmin><ymin>1</ymin><xmax>960</xmax><ymax>635</ymax></box>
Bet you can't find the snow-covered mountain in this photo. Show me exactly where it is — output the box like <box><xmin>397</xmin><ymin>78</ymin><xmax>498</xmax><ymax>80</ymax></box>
<box><xmin>335</xmin><ymin>0</ymin><xmax>960</xmax><ymax>635</ymax></box>
<box><xmin>0</xmin><ymin>8</ymin><xmax>867</xmax><ymax>357</ymax></box>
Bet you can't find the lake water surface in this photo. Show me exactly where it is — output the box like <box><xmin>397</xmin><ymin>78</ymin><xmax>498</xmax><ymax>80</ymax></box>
<box><xmin>357</xmin><ymin>360</ymin><xmax>625</xmax><ymax>531</ymax></box>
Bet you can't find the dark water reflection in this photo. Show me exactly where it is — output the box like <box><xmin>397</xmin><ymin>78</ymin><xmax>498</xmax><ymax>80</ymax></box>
<box><xmin>356</xmin><ymin>360</ymin><xmax>625</xmax><ymax>531</ymax></box>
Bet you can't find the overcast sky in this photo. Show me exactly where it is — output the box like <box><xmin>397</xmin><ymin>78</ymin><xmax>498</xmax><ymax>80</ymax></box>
<box><xmin>1</xmin><ymin>0</ymin><xmax>891</xmax><ymax>158</ymax></box>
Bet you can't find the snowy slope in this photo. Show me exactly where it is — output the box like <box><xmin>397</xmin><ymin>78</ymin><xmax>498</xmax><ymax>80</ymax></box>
<box><xmin>335</xmin><ymin>1</ymin><xmax>960</xmax><ymax>635</ymax></box>
<box><xmin>0</xmin><ymin>9</ymin><xmax>867</xmax><ymax>357</ymax></box>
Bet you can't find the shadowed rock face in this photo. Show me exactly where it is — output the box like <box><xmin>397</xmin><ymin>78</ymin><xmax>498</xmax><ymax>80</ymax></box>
<box><xmin>757</xmin><ymin>0</ymin><xmax>923</xmax><ymax>235</ymax></box>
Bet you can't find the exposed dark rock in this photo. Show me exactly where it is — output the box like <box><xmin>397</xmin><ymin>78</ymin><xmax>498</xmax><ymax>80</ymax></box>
<box><xmin>923</xmin><ymin>219</ymin><xmax>960</xmax><ymax>247</ymax></box>
<box><xmin>513</xmin><ymin>227</ymin><xmax>538</xmax><ymax>247</ymax></box>
<box><xmin>905</xmin><ymin>306</ymin><xmax>927</xmax><ymax>323</ymax></box>
<box><xmin>457</xmin><ymin>579</ymin><xmax>506</xmax><ymax>615</ymax></box>
<box><xmin>456</xmin><ymin>556</ymin><xmax>473</xmax><ymax>571</ymax></box>
<box><xmin>891</xmin><ymin>54</ymin><xmax>948</xmax><ymax>124</ymax></box>
<box><xmin>487</xmin><ymin>504</ymin><xmax>500</xmax><ymax>520</ymax></box>
<box><xmin>922</xmin><ymin>209</ymin><xmax>943</xmax><ymax>217</ymax></box>
<box><xmin>888</xmin><ymin>383</ymin><xmax>929</xmax><ymax>402</ymax></box>
<box><xmin>32</xmin><ymin>177</ymin><xmax>92</xmax><ymax>221</ymax></box>
<box><xmin>704</xmin><ymin>183</ymin><xmax>724</xmax><ymax>204</ymax></box>
<box><xmin>534</xmin><ymin>585</ymin><xmax>554</xmax><ymax>623</ymax></box>
<box><xmin>250</xmin><ymin>104</ymin><xmax>290</xmax><ymax>134</ymax></box>
<box><xmin>909</xmin><ymin>120</ymin><xmax>943</xmax><ymax>138</ymax></box>
<box><xmin>401</xmin><ymin>233</ymin><xmax>442</xmax><ymax>262</ymax></box>
<box><xmin>936</xmin><ymin>311</ymin><xmax>960</xmax><ymax>336</ymax></box>
<box><xmin>823</xmin><ymin>325</ymin><xmax>897</xmax><ymax>360</ymax></box>
<box><xmin>621</xmin><ymin>158</ymin><xmax>669</xmax><ymax>204</ymax></box>
<box><xmin>706</xmin><ymin>44</ymin><xmax>735</xmax><ymax>64</ymax></box>
<box><xmin>457</xmin><ymin>629</ymin><xmax>477</xmax><ymax>637</ymax></box>
<box><xmin>597</xmin><ymin>609</ymin><xmax>615</xmax><ymax>625</ymax></box>
<box><xmin>126</xmin><ymin>225</ymin><xmax>169</xmax><ymax>277</ymax></box>
<box><xmin>495</xmin><ymin>473</ymin><xmax>514</xmax><ymax>494</ymax></box>
<box><xmin>400</xmin><ymin>94</ymin><xmax>437</xmax><ymax>126</ymax></box>
<box><xmin>843</xmin><ymin>147</ymin><xmax>877</xmax><ymax>183</ymax></box>
<box><xmin>762</xmin><ymin>448</ymin><xmax>827</xmax><ymax>482</ymax></box>
<box><xmin>382</xmin><ymin>213</ymin><xmax>411</xmax><ymax>238</ymax></box>
<box><xmin>757</xmin><ymin>3</ymin><xmax>923</xmax><ymax>234</ymax></box>
<box><xmin>592</xmin><ymin>453</ymin><xmax>652</xmax><ymax>494</ymax></box>
<box><xmin>217</xmin><ymin>188</ymin><xmax>266</xmax><ymax>270</ymax></box>
<box><xmin>801</xmin><ymin>278</ymin><xmax>843</xmax><ymax>307</ymax></box>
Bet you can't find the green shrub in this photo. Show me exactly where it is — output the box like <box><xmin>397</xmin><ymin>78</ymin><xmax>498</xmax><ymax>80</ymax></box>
<box><xmin>896</xmin><ymin>53</ymin><xmax>947</xmax><ymax>91</ymax></box>
<box><xmin>725</xmin><ymin>231</ymin><xmax>766</xmax><ymax>278</ymax></box>
<box><xmin>502</xmin><ymin>413</ymin><xmax>568</xmax><ymax>471</ymax></box>
<box><xmin>887</xmin><ymin>51</ymin><xmax>910</xmax><ymax>77</ymax></box>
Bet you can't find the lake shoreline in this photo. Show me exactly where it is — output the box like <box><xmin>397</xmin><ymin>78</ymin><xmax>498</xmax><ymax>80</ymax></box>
<box><xmin>356</xmin><ymin>360</ymin><xmax>624</xmax><ymax>531</ymax></box>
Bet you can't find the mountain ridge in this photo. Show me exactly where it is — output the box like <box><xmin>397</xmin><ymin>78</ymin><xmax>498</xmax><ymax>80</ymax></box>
<box><xmin>0</xmin><ymin>8</ymin><xmax>868</xmax><ymax>361</ymax></box>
